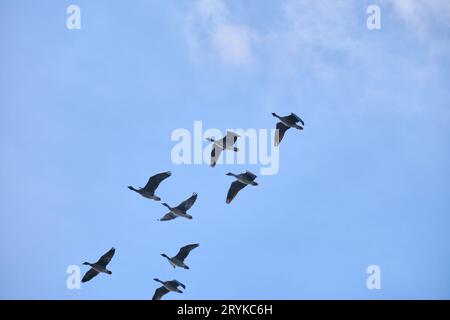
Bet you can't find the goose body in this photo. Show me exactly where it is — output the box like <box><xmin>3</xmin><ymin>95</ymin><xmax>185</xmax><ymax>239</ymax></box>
<box><xmin>161</xmin><ymin>243</ymin><xmax>199</xmax><ymax>269</ymax></box>
<box><xmin>272</xmin><ymin>112</ymin><xmax>304</xmax><ymax>146</ymax></box>
<box><xmin>128</xmin><ymin>171</ymin><xmax>171</xmax><ymax>201</ymax></box>
<box><xmin>159</xmin><ymin>192</ymin><xmax>198</xmax><ymax>221</ymax></box>
<box><xmin>81</xmin><ymin>247</ymin><xmax>115</xmax><ymax>283</ymax></box>
<box><xmin>226</xmin><ymin>171</ymin><xmax>258</xmax><ymax>204</ymax></box>
<box><xmin>206</xmin><ymin>131</ymin><xmax>240</xmax><ymax>167</ymax></box>
<box><xmin>152</xmin><ymin>279</ymin><xmax>186</xmax><ymax>300</ymax></box>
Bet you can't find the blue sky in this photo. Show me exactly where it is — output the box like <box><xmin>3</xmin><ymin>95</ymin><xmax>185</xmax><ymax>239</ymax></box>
<box><xmin>1</xmin><ymin>0</ymin><xmax>449</xmax><ymax>299</ymax></box>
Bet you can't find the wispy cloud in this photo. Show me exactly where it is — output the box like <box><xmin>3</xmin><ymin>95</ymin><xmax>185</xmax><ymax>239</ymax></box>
<box><xmin>383</xmin><ymin>0</ymin><xmax>450</xmax><ymax>34</ymax></box>
<box><xmin>185</xmin><ymin>0</ymin><xmax>257</xmax><ymax>65</ymax></box>
<box><xmin>182</xmin><ymin>0</ymin><xmax>450</xmax><ymax>92</ymax></box>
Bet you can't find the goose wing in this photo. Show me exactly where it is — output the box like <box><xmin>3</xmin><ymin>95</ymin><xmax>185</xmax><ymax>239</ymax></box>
<box><xmin>175</xmin><ymin>243</ymin><xmax>199</xmax><ymax>262</ymax></box>
<box><xmin>176</xmin><ymin>193</ymin><xmax>198</xmax><ymax>211</ymax></box>
<box><xmin>226</xmin><ymin>181</ymin><xmax>247</xmax><ymax>204</ymax></box>
<box><xmin>144</xmin><ymin>171</ymin><xmax>171</xmax><ymax>193</ymax></box>
<box><xmin>287</xmin><ymin>113</ymin><xmax>304</xmax><ymax>126</ymax></box>
<box><xmin>81</xmin><ymin>268</ymin><xmax>99</xmax><ymax>283</ymax></box>
<box><xmin>224</xmin><ymin>131</ymin><xmax>239</xmax><ymax>147</ymax></box>
<box><xmin>171</xmin><ymin>280</ymin><xmax>186</xmax><ymax>289</ymax></box>
<box><xmin>96</xmin><ymin>247</ymin><xmax>115</xmax><ymax>267</ymax></box>
<box><xmin>275</xmin><ymin>122</ymin><xmax>290</xmax><ymax>146</ymax></box>
<box><xmin>159</xmin><ymin>212</ymin><xmax>177</xmax><ymax>221</ymax></box>
<box><xmin>152</xmin><ymin>286</ymin><xmax>170</xmax><ymax>300</ymax></box>
<box><xmin>210</xmin><ymin>145</ymin><xmax>223</xmax><ymax>167</ymax></box>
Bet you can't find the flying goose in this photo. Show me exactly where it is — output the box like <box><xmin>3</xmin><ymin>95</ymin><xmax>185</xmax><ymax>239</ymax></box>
<box><xmin>161</xmin><ymin>243</ymin><xmax>199</xmax><ymax>269</ymax></box>
<box><xmin>226</xmin><ymin>171</ymin><xmax>258</xmax><ymax>204</ymax></box>
<box><xmin>128</xmin><ymin>171</ymin><xmax>171</xmax><ymax>201</ymax></box>
<box><xmin>206</xmin><ymin>131</ymin><xmax>240</xmax><ymax>167</ymax></box>
<box><xmin>159</xmin><ymin>192</ymin><xmax>198</xmax><ymax>221</ymax></box>
<box><xmin>81</xmin><ymin>247</ymin><xmax>115</xmax><ymax>283</ymax></box>
<box><xmin>272</xmin><ymin>112</ymin><xmax>304</xmax><ymax>146</ymax></box>
<box><xmin>152</xmin><ymin>279</ymin><xmax>186</xmax><ymax>300</ymax></box>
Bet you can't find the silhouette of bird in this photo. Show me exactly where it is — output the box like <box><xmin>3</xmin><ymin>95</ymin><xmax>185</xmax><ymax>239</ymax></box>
<box><xmin>128</xmin><ymin>171</ymin><xmax>171</xmax><ymax>201</ymax></box>
<box><xmin>272</xmin><ymin>112</ymin><xmax>304</xmax><ymax>146</ymax></box>
<box><xmin>159</xmin><ymin>192</ymin><xmax>198</xmax><ymax>221</ymax></box>
<box><xmin>161</xmin><ymin>243</ymin><xmax>199</xmax><ymax>269</ymax></box>
<box><xmin>152</xmin><ymin>279</ymin><xmax>186</xmax><ymax>300</ymax></box>
<box><xmin>81</xmin><ymin>247</ymin><xmax>115</xmax><ymax>283</ymax></box>
<box><xmin>226</xmin><ymin>171</ymin><xmax>258</xmax><ymax>204</ymax></box>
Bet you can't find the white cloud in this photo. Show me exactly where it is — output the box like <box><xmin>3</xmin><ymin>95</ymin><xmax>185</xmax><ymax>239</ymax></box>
<box><xmin>184</xmin><ymin>0</ymin><xmax>256</xmax><ymax>65</ymax></box>
<box><xmin>383</xmin><ymin>0</ymin><xmax>450</xmax><ymax>34</ymax></box>
<box><xmin>211</xmin><ymin>24</ymin><xmax>254</xmax><ymax>64</ymax></box>
<box><xmin>183</xmin><ymin>0</ymin><xmax>449</xmax><ymax>79</ymax></box>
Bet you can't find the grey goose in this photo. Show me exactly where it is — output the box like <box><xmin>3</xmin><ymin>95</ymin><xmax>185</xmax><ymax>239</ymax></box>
<box><xmin>272</xmin><ymin>112</ymin><xmax>304</xmax><ymax>146</ymax></box>
<box><xmin>226</xmin><ymin>171</ymin><xmax>258</xmax><ymax>204</ymax></box>
<box><xmin>128</xmin><ymin>171</ymin><xmax>171</xmax><ymax>201</ymax></box>
<box><xmin>206</xmin><ymin>131</ymin><xmax>240</xmax><ymax>167</ymax></box>
<box><xmin>161</xmin><ymin>243</ymin><xmax>199</xmax><ymax>269</ymax></box>
<box><xmin>159</xmin><ymin>192</ymin><xmax>198</xmax><ymax>221</ymax></box>
<box><xmin>152</xmin><ymin>279</ymin><xmax>186</xmax><ymax>300</ymax></box>
<box><xmin>81</xmin><ymin>247</ymin><xmax>115</xmax><ymax>283</ymax></box>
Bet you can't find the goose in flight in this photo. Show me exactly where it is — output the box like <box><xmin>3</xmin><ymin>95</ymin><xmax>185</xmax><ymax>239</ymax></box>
<box><xmin>81</xmin><ymin>247</ymin><xmax>115</xmax><ymax>283</ymax></box>
<box><xmin>272</xmin><ymin>112</ymin><xmax>304</xmax><ymax>146</ymax></box>
<box><xmin>159</xmin><ymin>192</ymin><xmax>198</xmax><ymax>221</ymax></box>
<box><xmin>152</xmin><ymin>279</ymin><xmax>186</xmax><ymax>300</ymax></box>
<box><xmin>226</xmin><ymin>171</ymin><xmax>258</xmax><ymax>204</ymax></box>
<box><xmin>206</xmin><ymin>131</ymin><xmax>240</xmax><ymax>167</ymax></box>
<box><xmin>161</xmin><ymin>243</ymin><xmax>199</xmax><ymax>269</ymax></box>
<box><xmin>128</xmin><ymin>171</ymin><xmax>171</xmax><ymax>201</ymax></box>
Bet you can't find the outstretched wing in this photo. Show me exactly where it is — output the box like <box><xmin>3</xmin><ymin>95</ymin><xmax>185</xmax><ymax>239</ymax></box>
<box><xmin>152</xmin><ymin>286</ymin><xmax>170</xmax><ymax>300</ymax></box>
<box><xmin>274</xmin><ymin>122</ymin><xmax>290</xmax><ymax>146</ymax></box>
<box><xmin>81</xmin><ymin>268</ymin><xmax>99</xmax><ymax>283</ymax></box>
<box><xmin>175</xmin><ymin>243</ymin><xmax>199</xmax><ymax>262</ymax></box>
<box><xmin>96</xmin><ymin>247</ymin><xmax>115</xmax><ymax>267</ymax></box>
<box><xmin>176</xmin><ymin>193</ymin><xmax>198</xmax><ymax>211</ymax></box>
<box><xmin>226</xmin><ymin>181</ymin><xmax>247</xmax><ymax>204</ymax></box>
<box><xmin>144</xmin><ymin>171</ymin><xmax>171</xmax><ymax>193</ymax></box>
<box><xmin>287</xmin><ymin>113</ymin><xmax>304</xmax><ymax>126</ymax></box>
<box><xmin>210</xmin><ymin>145</ymin><xmax>222</xmax><ymax>167</ymax></box>
<box><xmin>224</xmin><ymin>131</ymin><xmax>239</xmax><ymax>147</ymax></box>
<box><xmin>159</xmin><ymin>212</ymin><xmax>177</xmax><ymax>221</ymax></box>
<box><xmin>171</xmin><ymin>280</ymin><xmax>186</xmax><ymax>289</ymax></box>
<box><xmin>243</xmin><ymin>171</ymin><xmax>257</xmax><ymax>181</ymax></box>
